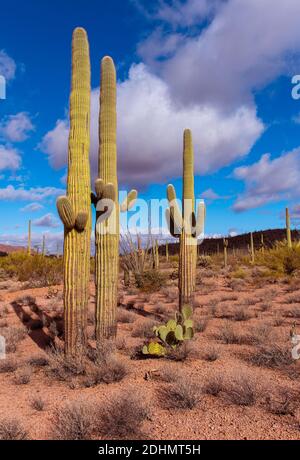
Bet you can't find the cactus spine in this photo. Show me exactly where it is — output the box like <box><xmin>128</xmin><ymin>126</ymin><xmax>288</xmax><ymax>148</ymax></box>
<box><xmin>56</xmin><ymin>28</ymin><xmax>91</xmax><ymax>357</ymax></box>
<box><xmin>93</xmin><ymin>56</ymin><xmax>137</xmax><ymax>342</ymax></box>
<box><xmin>27</xmin><ymin>220</ymin><xmax>31</xmax><ymax>256</ymax></box>
<box><xmin>286</xmin><ymin>207</ymin><xmax>292</xmax><ymax>248</ymax></box>
<box><xmin>166</xmin><ymin>129</ymin><xmax>205</xmax><ymax>309</ymax></box>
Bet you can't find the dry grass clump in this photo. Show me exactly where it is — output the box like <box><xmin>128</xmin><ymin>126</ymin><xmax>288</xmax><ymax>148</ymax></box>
<box><xmin>0</xmin><ymin>358</ymin><xmax>18</xmax><ymax>373</ymax></box>
<box><xmin>265</xmin><ymin>386</ymin><xmax>299</xmax><ymax>416</ymax></box>
<box><xmin>28</xmin><ymin>354</ymin><xmax>49</xmax><ymax>367</ymax></box>
<box><xmin>14</xmin><ymin>366</ymin><xmax>32</xmax><ymax>385</ymax></box>
<box><xmin>136</xmin><ymin>269</ymin><xmax>166</xmax><ymax>293</ymax></box>
<box><xmin>220</xmin><ymin>294</ymin><xmax>238</xmax><ymax>302</ymax></box>
<box><xmin>222</xmin><ymin>370</ymin><xmax>258</xmax><ymax>406</ymax></box>
<box><xmin>84</xmin><ymin>355</ymin><xmax>128</xmax><ymax>387</ymax></box>
<box><xmin>97</xmin><ymin>389</ymin><xmax>149</xmax><ymax>439</ymax></box>
<box><xmin>203</xmin><ymin>374</ymin><xmax>224</xmax><ymax>396</ymax></box>
<box><xmin>2</xmin><ymin>325</ymin><xmax>27</xmax><ymax>353</ymax></box>
<box><xmin>283</xmin><ymin>308</ymin><xmax>300</xmax><ymax>318</ymax></box>
<box><xmin>158</xmin><ymin>376</ymin><xmax>200</xmax><ymax>409</ymax></box>
<box><xmin>201</xmin><ymin>346</ymin><xmax>220</xmax><ymax>362</ymax></box>
<box><xmin>194</xmin><ymin>316</ymin><xmax>209</xmax><ymax>333</ymax></box>
<box><xmin>30</xmin><ymin>396</ymin><xmax>46</xmax><ymax>412</ymax></box>
<box><xmin>260</xmin><ymin>302</ymin><xmax>272</xmax><ymax>312</ymax></box>
<box><xmin>116</xmin><ymin>308</ymin><xmax>136</xmax><ymax>323</ymax></box>
<box><xmin>232</xmin><ymin>306</ymin><xmax>252</xmax><ymax>322</ymax></box>
<box><xmin>228</xmin><ymin>278</ymin><xmax>247</xmax><ymax>291</ymax></box>
<box><xmin>218</xmin><ymin>322</ymin><xmax>243</xmax><ymax>344</ymax></box>
<box><xmin>47</xmin><ymin>347</ymin><xmax>86</xmax><ymax>381</ymax></box>
<box><xmin>131</xmin><ymin>318</ymin><xmax>157</xmax><ymax>338</ymax></box>
<box><xmin>0</xmin><ymin>418</ymin><xmax>29</xmax><ymax>440</ymax></box>
<box><xmin>249</xmin><ymin>344</ymin><xmax>293</xmax><ymax>369</ymax></box>
<box><xmin>284</xmin><ymin>293</ymin><xmax>300</xmax><ymax>304</ymax></box>
<box><xmin>51</xmin><ymin>399</ymin><xmax>95</xmax><ymax>440</ymax></box>
<box><xmin>167</xmin><ymin>341</ymin><xmax>196</xmax><ymax>361</ymax></box>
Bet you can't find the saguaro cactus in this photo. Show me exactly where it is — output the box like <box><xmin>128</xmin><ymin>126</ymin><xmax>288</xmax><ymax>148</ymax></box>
<box><xmin>286</xmin><ymin>207</ymin><xmax>292</xmax><ymax>248</ymax></box>
<box><xmin>223</xmin><ymin>238</ymin><xmax>228</xmax><ymax>268</ymax></box>
<box><xmin>92</xmin><ymin>56</ymin><xmax>137</xmax><ymax>342</ymax></box>
<box><xmin>27</xmin><ymin>220</ymin><xmax>31</xmax><ymax>256</ymax></box>
<box><xmin>42</xmin><ymin>235</ymin><xmax>46</xmax><ymax>256</ymax></box>
<box><xmin>56</xmin><ymin>28</ymin><xmax>92</xmax><ymax>357</ymax></box>
<box><xmin>250</xmin><ymin>232</ymin><xmax>255</xmax><ymax>264</ymax></box>
<box><xmin>166</xmin><ymin>129</ymin><xmax>205</xmax><ymax>309</ymax></box>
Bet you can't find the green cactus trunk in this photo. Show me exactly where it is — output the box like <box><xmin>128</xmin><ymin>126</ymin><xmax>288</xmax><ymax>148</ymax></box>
<box><xmin>27</xmin><ymin>220</ymin><xmax>31</xmax><ymax>256</ymax></box>
<box><xmin>95</xmin><ymin>57</ymin><xmax>119</xmax><ymax>341</ymax></box>
<box><xmin>179</xmin><ymin>130</ymin><xmax>196</xmax><ymax>309</ymax></box>
<box><xmin>223</xmin><ymin>238</ymin><xmax>228</xmax><ymax>268</ymax></box>
<box><xmin>286</xmin><ymin>207</ymin><xmax>292</xmax><ymax>248</ymax></box>
<box><xmin>42</xmin><ymin>235</ymin><xmax>46</xmax><ymax>256</ymax></box>
<box><xmin>56</xmin><ymin>28</ymin><xmax>91</xmax><ymax>357</ymax></box>
<box><xmin>250</xmin><ymin>232</ymin><xmax>255</xmax><ymax>264</ymax></box>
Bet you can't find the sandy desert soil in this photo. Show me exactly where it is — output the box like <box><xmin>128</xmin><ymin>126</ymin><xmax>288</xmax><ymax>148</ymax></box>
<box><xmin>0</xmin><ymin>261</ymin><xmax>300</xmax><ymax>440</ymax></box>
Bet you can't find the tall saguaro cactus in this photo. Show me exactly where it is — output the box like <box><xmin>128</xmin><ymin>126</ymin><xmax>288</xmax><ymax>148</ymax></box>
<box><xmin>92</xmin><ymin>56</ymin><xmax>137</xmax><ymax>342</ymax></box>
<box><xmin>56</xmin><ymin>28</ymin><xmax>91</xmax><ymax>357</ymax></box>
<box><xmin>166</xmin><ymin>129</ymin><xmax>205</xmax><ymax>309</ymax></box>
<box><xmin>27</xmin><ymin>220</ymin><xmax>31</xmax><ymax>256</ymax></box>
<box><xmin>286</xmin><ymin>207</ymin><xmax>292</xmax><ymax>249</ymax></box>
<box><xmin>250</xmin><ymin>232</ymin><xmax>255</xmax><ymax>264</ymax></box>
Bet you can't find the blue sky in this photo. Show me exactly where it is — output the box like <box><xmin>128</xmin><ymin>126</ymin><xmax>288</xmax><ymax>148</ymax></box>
<box><xmin>1</xmin><ymin>0</ymin><xmax>300</xmax><ymax>252</ymax></box>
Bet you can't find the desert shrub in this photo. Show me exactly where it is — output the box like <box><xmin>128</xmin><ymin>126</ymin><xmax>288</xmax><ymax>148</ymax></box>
<box><xmin>167</xmin><ymin>341</ymin><xmax>196</xmax><ymax>361</ymax></box>
<box><xmin>0</xmin><ymin>253</ymin><xmax>63</xmax><ymax>286</ymax></box>
<box><xmin>220</xmin><ymin>294</ymin><xmax>238</xmax><ymax>302</ymax></box>
<box><xmin>47</xmin><ymin>347</ymin><xmax>86</xmax><ymax>381</ymax></box>
<box><xmin>97</xmin><ymin>389</ymin><xmax>149</xmax><ymax>439</ymax></box>
<box><xmin>194</xmin><ymin>317</ymin><xmax>209</xmax><ymax>333</ymax></box>
<box><xmin>0</xmin><ymin>418</ymin><xmax>28</xmax><ymax>440</ymax></box>
<box><xmin>273</xmin><ymin>316</ymin><xmax>284</xmax><ymax>327</ymax></box>
<box><xmin>0</xmin><ymin>358</ymin><xmax>17</xmax><ymax>373</ymax></box>
<box><xmin>283</xmin><ymin>308</ymin><xmax>300</xmax><ymax>318</ymax></box>
<box><xmin>203</xmin><ymin>374</ymin><xmax>224</xmax><ymax>396</ymax></box>
<box><xmin>131</xmin><ymin>319</ymin><xmax>157</xmax><ymax>338</ymax></box>
<box><xmin>283</xmin><ymin>293</ymin><xmax>300</xmax><ymax>304</ymax></box>
<box><xmin>222</xmin><ymin>371</ymin><xmax>258</xmax><ymax>406</ymax></box>
<box><xmin>255</xmin><ymin>242</ymin><xmax>300</xmax><ymax>276</ymax></box>
<box><xmin>198</xmin><ymin>255</ymin><xmax>212</xmax><ymax>268</ymax></box>
<box><xmin>230</xmin><ymin>268</ymin><xmax>247</xmax><ymax>279</ymax></box>
<box><xmin>30</xmin><ymin>396</ymin><xmax>46</xmax><ymax>411</ymax></box>
<box><xmin>260</xmin><ymin>302</ymin><xmax>272</xmax><ymax>312</ymax></box>
<box><xmin>265</xmin><ymin>386</ymin><xmax>299</xmax><ymax>416</ymax></box>
<box><xmin>84</xmin><ymin>356</ymin><xmax>128</xmax><ymax>386</ymax></box>
<box><xmin>2</xmin><ymin>325</ymin><xmax>27</xmax><ymax>353</ymax></box>
<box><xmin>51</xmin><ymin>399</ymin><xmax>95</xmax><ymax>440</ymax></box>
<box><xmin>218</xmin><ymin>322</ymin><xmax>242</xmax><ymax>344</ymax></box>
<box><xmin>28</xmin><ymin>354</ymin><xmax>49</xmax><ymax>367</ymax></box>
<box><xmin>202</xmin><ymin>346</ymin><xmax>220</xmax><ymax>362</ymax></box>
<box><xmin>159</xmin><ymin>364</ymin><xmax>179</xmax><ymax>382</ymax></box>
<box><xmin>152</xmin><ymin>303</ymin><xmax>169</xmax><ymax>315</ymax></box>
<box><xmin>117</xmin><ymin>308</ymin><xmax>135</xmax><ymax>323</ymax></box>
<box><xmin>228</xmin><ymin>278</ymin><xmax>247</xmax><ymax>291</ymax></box>
<box><xmin>135</xmin><ymin>270</ymin><xmax>166</xmax><ymax>293</ymax></box>
<box><xmin>247</xmin><ymin>323</ymin><xmax>272</xmax><ymax>345</ymax></box>
<box><xmin>249</xmin><ymin>344</ymin><xmax>293</xmax><ymax>369</ymax></box>
<box><xmin>14</xmin><ymin>366</ymin><xmax>32</xmax><ymax>385</ymax></box>
<box><xmin>232</xmin><ymin>307</ymin><xmax>251</xmax><ymax>322</ymax></box>
<box><xmin>158</xmin><ymin>377</ymin><xmax>200</xmax><ymax>409</ymax></box>
<box><xmin>15</xmin><ymin>294</ymin><xmax>36</xmax><ymax>306</ymax></box>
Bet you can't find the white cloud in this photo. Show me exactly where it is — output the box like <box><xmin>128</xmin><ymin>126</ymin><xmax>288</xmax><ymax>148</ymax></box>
<box><xmin>33</xmin><ymin>213</ymin><xmax>60</xmax><ymax>228</ymax></box>
<box><xmin>40</xmin><ymin>64</ymin><xmax>263</xmax><ymax>187</ymax></box>
<box><xmin>153</xmin><ymin>0</ymin><xmax>219</xmax><ymax>26</ymax></box>
<box><xmin>201</xmin><ymin>188</ymin><xmax>220</xmax><ymax>200</ymax></box>
<box><xmin>0</xmin><ymin>50</ymin><xmax>16</xmax><ymax>81</ymax></box>
<box><xmin>0</xmin><ymin>112</ymin><xmax>34</xmax><ymax>142</ymax></box>
<box><xmin>153</xmin><ymin>0</ymin><xmax>300</xmax><ymax>109</ymax></box>
<box><xmin>0</xmin><ymin>145</ymin><xmax>21</xmax><ymax>171</ymax></box>
<box><xmin>0</xmin><ymin>185</ymin><xmax>64</xmax><ymax>201</ymax></box>
<box><xmin>0</xmin><ymin>231</ymin><xmax>63</xmax><ymax>253</ymax></box>
<box><xmin>20</xmin><ymin>202</ymin><xmax>44</xmax><ymax>212</ymax></box>
<box><xmin>233</xmin><ymin>149</ymin><xmax>300</xmax><ymax>211</ymax></box>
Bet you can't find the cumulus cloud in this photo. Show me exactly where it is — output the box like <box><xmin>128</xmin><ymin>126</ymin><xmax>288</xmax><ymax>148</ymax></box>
<box><xmin>20</xmin><ymin>202</ymin><xmax>44</xmax><ymax>212</ymax></box>
<box><xmin>201</xmin><ymin>188</ymin><xmax>221</xmax><ymax>200</ymax></box>
<box><xmin>0</xmin><ymin>50</ymin><xmax>16</xmax><ymax>81</ymax></box>
<box><xmin>0</xmin><ymin>185</ymin><xmax>64</xmax><ymax>201</ymax></box>
<box><xmin>0</xmin><ymin>112</ymin><xmax>34</xmax><ymax>142</ymax></box>
<box><xmin>150</xmin><ymin>0</ymin><xmax>300</xmax><ymax>109</ymax></box>
<box><xmin>33</xmin><ymin>213</ymin><xmax>60</xmax><ymax>228</ymax></box>
<box><xmin>40</xmin><ymin>64</ymin><xmax>263</xmax><ymax>187</ymax></box>
<box><xmin>0</xmin><ymin>145</ymin><xmax>21</xmax><ymax>171</ymax></box>
<box><xmin>233</xmin><ymin>149</ymin><xmax>300</xmax><ymax>211</ymax></box>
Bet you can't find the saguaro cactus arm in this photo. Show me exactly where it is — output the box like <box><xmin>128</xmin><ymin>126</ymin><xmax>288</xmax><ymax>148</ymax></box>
<box><xmin>120</xmin><ymin>189</ymin><xmax>138</xmax><ymax>212</ymax></box>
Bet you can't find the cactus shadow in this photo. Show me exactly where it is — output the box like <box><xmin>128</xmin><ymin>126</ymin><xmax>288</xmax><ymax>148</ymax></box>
<box><xmin>11</xmin><ymin>300</ymin><xmax>63</xmax><ymax>350</ymax></box>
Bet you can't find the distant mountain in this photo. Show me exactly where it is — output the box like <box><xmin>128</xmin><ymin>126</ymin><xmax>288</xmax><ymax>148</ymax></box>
<box><xmin>0</xmin><ymin>244</ymin><xmax>26</xmax><ymax>256</ymax></box>
<box><xmin>158</xmin><ymin>228</ymin><xmax>300</xmax><ymax>255</ymax></box>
